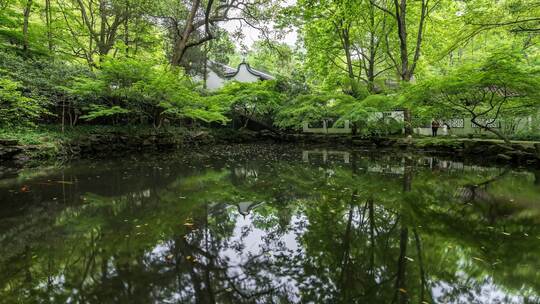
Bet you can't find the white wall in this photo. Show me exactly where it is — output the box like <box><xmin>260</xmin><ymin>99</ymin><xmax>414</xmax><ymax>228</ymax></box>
<box><xmin>303</xmin><ymin>120</ymin><xmax>351</xmax><ymax>134</ymax></box>
<box><xmin>205</xmin><ymin>63</ymin><xmax>262</xmax><ymax>91</ymax></box>
<box><xmin>414</xmin><ymin>126</ymin><xmax>449</xmax><ymax>136</ymax></box>
<box><xmin>206</xmin><ymin>70</ymin><xmax>226</xmax><ymax>91</ymax></box>
<box><xmin>231</xmin><ymin>64</ymin><xmax>260</xmax><ymax>83</ymax></box>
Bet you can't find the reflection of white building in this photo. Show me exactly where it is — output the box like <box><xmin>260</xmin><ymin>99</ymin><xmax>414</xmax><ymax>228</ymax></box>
<box><xmin>235</xmin><ymin>201</ymin><xmax>266</xmax><ymax>217</ymax></box>
<box><xmin>202</xmin><ymin>60</ymin><xmax>274</xmax><ymax>91</ymax></box>
<box><xmin>302</xmin><ymin>149</ymin><xmax>350</xmax><ymax>163</ymax></box>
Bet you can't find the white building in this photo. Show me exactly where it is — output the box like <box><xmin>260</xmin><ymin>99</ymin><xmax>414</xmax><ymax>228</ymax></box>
<box><xmin>202</xmin><ymin>60</ymin><xmax>274</xmax><ymax>91</ymax></box>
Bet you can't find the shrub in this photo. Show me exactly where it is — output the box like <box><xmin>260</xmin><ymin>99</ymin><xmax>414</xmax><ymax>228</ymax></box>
<box><xmin>0</xmin><ymin>76</ymin><xmax>49</xmax><ymax>127</ymax></box>
<box><xmin>70</xmin><ymin>57</ymin><xmax>228</xmax><ymax>128</ymax></box>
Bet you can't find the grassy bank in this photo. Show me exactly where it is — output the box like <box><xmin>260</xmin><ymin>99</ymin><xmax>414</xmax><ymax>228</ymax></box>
<box><xmin>0</xmin><ymin>125</ymin><xmax>193</xmax><ymax>162</ymax></box>
<box><xmin>0</xmin><ymin>125</ymin><xmax>190</xmax><ymax>145</ymax></box>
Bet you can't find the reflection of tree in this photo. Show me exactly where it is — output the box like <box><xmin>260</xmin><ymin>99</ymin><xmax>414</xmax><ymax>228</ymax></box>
<box><xmin>1</xmin><ymin>146</ymin><xmax>540</xmax><ymax>303</ymax></box>
<box><xmin>164</xmin><ymin>203</ymin><xmax>283</xmax><ymax>303</ymax></box>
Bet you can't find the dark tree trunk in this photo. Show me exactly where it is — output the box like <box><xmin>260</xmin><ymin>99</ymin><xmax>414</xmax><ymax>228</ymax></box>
<box><xmin>124</xmin><ymin>1</ymin><xmax>130</xmax><ymax>55</ymax></box>
<box><xmin>394</xmin><ymin>0</ymin><xmax>409</xmax><ymax>81</ymax></box>
<box><xmin>171</xmin><ymin>0</ymin><xmax>201</xmax><ymax>66</ymax></box>
<box><xmin>22</xmin><ymin>0</ymin><xmax>33</xmax><ymax>54</ymax></box>
<box><xmin>45</xmin><ymin>0</ymin><xmax>53</xmax><ymax>52</ymax></box>
<box><xmin>376</xmin><ymin>0</ymin><xmax>430</xmax><ymax>134</ymax></box>
<box><xmin>471</xmin><ymin>117</ymin><xmax>511</xmax><ymax>144</ymax></box>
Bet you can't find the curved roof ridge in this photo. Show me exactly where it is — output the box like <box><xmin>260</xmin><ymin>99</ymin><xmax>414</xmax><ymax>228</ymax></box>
<box><xmin>221</xmin><ymin>61</ymin><xmax>275</xmax><ymax>80</ymax></box>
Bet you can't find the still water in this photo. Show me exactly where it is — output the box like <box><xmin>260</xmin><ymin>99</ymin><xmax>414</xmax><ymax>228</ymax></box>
<box><xmin>1</xmin><ymin>144</ymin><xmax>540</xmax><ymax>304</ymax></box>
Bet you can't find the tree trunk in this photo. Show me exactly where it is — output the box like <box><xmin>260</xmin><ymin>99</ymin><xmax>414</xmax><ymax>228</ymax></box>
<box><xmin>124</xmin><ymin>1</ymin><xmax>130</xmax><ymax>55</ymax></box>
<box><xmin>382</xmin><ymin>0</ymin><xmax>430</xmax><ymax>134</ymax></box>
<box><xmin>403</xmin><ymin>108</ymin><xmax>412</xmax><ymax>135</ymax></box>
<box><xmin>394</xmin><ymin>0</ymin><xmax>409</xmax><ymax>80</ymax></box>
<box><xmin>22</xmin><ymin>0</ymin><xmax>33</xmax><ymax>54</ymax></box>
<box><xmin>61</xmin><ymin>98</ymin><xmax>65</xmax><ymax>133</ymax></box>
<box><xmin>343</xmin><ymin>29</ymin><xmax>355</xmax><ymax>82</ymax></box>
<box><xmin>45</xmin><ymin>0</ymin><xmax>53</xmax><ymax>52</ymax></box>
<box><xmin>98</xmin><ymin>0</ymin><xmax>108</xmax><ymax>62</ymax></box>
<box><xmin>336</xmin><ymin>22</ymin><xmax>360</xmax><ymax>97</ymax></box>
<box><xmin>366</xmin><ymin>4</ymin><xmax>377</xmax><ymax>92</ymax></box>
<box><xmin>471</xmin><ymin>118</ymin><xmax>511</xmax><ymax>145</ymax></box>
<box><xmin>171</xmin><ymin>0</ymin><xmax>201</xmax><ymax>66</ymax></box>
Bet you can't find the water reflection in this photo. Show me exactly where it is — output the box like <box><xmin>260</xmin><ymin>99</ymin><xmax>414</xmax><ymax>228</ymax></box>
<box><xmin>0</xmin><ymin>144</ymin><xmax>539</xmax><ymax>303</ymax></box>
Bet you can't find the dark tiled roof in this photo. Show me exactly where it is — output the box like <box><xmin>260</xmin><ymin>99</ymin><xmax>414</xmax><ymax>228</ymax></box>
<box><xmin>209</xmin><ymin>60</ymin><xmax>274</xmax><ymax>80</ymax></box>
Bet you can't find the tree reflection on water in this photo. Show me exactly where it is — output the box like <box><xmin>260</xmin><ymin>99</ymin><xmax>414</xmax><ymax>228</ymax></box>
<box><xmin>1</xmin><ymin>144</ymin><xmax>539</xmax><ymax>303</ymax></box>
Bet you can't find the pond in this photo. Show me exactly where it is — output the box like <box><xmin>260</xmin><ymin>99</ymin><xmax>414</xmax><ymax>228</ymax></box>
<box><xmin>1</xmin><ymin>144</ymin><xmax>540</xmax><ymax>303</ymax></box>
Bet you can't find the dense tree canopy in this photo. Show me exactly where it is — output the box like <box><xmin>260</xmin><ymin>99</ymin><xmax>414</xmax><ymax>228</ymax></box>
<box><xmin>0</xmin><ymin>0</ymin><xmax>538</xmax><ymax>138</ymax></box>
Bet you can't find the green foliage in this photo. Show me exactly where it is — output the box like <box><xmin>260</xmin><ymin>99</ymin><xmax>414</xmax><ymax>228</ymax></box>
<box><xmin>274</xmin><ymin>92</ymin><xmax>356</xmax><ymax>129</ymax></box>
<box><xmin>337</xmin><ymin>95</ymin><xmax>403</xmax><ymax>137</ymax></box>
<box><xmin>70</xmin><ymin>57</ymin><xmax>228</xmax><ymax>127</ymax></box>
<box><xmin>275</xmin><ymin>92</ymin><xmax>403</xmax><ymax>136</ymax></box>
<box><xmin>407</xmin><ymin>49</ymin><xmax>540</xmax><ymax>140</ymax></box>
<box><xmin>0</xmin><ymin>76</ymin><xmax>49</xmax><ymax>127</ymax></box>
<box><xmin>79</xmin><ymin>105</ymin><xmax>131</xmax><ymax>121</ymax></box>
<box><xmin>246</xmin><ymin>41</ymin><xmax>297</xmax><ymax>78</ymax></box>
<box><xmin>214</xmin><ymin>80</ymin><xmax>285</xmax><ymax>118</ymax></box>
<box><xmin>0</xmin><ymin>49</ymin><xmax>90</xmax><ymax>125</ymax></box>
<box><xmin>0</xmin><ymin>0</ymin><xmax>538</xmax><ymax>137</ymax></box>
<box><xmin>335</xmin><ymin>94</ymin><xmax>396</xmax><ymax>123</ymax></box>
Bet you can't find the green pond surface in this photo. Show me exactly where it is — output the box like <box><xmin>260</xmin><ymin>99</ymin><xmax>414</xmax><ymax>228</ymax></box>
<box><xmin>1</xmin><ymin>144</ymin><xmax>540</xmax><ymax>304</ymax></box>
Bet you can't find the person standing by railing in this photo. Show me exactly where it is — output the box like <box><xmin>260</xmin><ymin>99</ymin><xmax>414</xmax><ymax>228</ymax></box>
<box><xmin>432</xmin><ymin>119</ymin><xmax>440</xmax><ymax>137</ymax></box>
